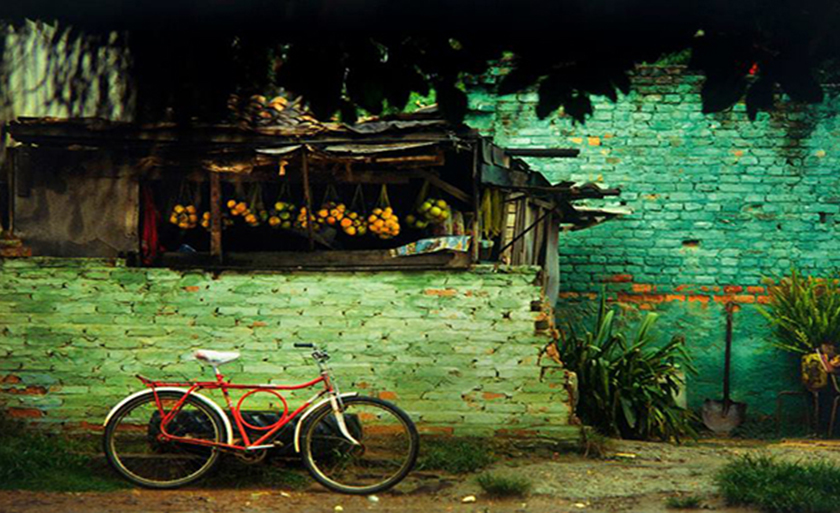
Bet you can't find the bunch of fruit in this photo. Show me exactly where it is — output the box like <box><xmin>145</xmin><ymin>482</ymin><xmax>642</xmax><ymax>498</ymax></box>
<box><xmin>339</xmin><ymin>211</ymin><xmax>366</xmax><ymax>237</ymax></box>
<box><xmin>316</xmin><ymin>202</ymin><xmax>347</xmax><ymax>227</ymax></box>
<box><xmin>268</xmin><ymin>201</ymin><xmax>296</xmax><ymax>230</ymax></box>
<box><xmin>169</xmin><ymin>204</ymin><xmax>199</xmax><ymax>230</ymax></box>
<box><xmin>199</xmin><ymin>211</ymin><xmax>234</xmax><ymax>230</ymax></box>
<box><xmin>418</xmin><ymin>198</ymin><xmax>451</xmax><ymax>224</ymax></box>
<box><xmin>228</xmin><ymin>92</ymin><xmax>323</xmax><ymax>132</ymax></box>
<box><xmin>227</xmin><ymin>199</ymin><xmax>265</xmax><ymax>227</ymax></box>
<box><xmin>368</xmin><ymin>207</ymin><xmax>400</xmax><ymax>239</ymax></box>
<box><xmin>295</xmin><ymin>206</ymin><xmax>320</xmax><ymax>231</ymax></box>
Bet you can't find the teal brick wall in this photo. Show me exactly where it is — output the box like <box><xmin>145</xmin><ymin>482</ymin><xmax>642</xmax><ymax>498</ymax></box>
<box><xmin>467</xmin><ymin>65</ymin><xmax>840</xmax><ymax>414</ymax></box>
<box><xmin>0</xmin><ymin>258</ymin><xmax>576</xmax><ymax>438</ymax></box>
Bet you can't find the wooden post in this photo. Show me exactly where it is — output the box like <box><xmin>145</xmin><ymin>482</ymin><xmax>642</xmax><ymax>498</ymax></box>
<box><xmin>471</xmin><ymin>144</ymin><xmax>481</xmax><ymax>263</ymax></box>
<box><xmin>301</xmin><ymin>149</ymin><xmax>315</xmax><ymax>251</ymax></box>
<box><xmin>210</xmin><ymin>171</ymin><xmax>223</xmax><ymax>263</ymax></box>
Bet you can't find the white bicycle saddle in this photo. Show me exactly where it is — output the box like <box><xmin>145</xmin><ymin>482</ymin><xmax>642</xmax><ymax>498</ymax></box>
<box><xmin>194</xmin><ymin>349</ymin><xmax>240</xmax><ymax>366</ymax></box>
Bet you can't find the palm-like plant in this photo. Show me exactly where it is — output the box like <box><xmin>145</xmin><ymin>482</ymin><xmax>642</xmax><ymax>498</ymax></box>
<box><xmin>758</xmin><ymin>270</ymin><xmax>840</xmax><ymax>354</ymax></box>
<box><xmin>556</xmin><ymin>295</ymin><xmax>696</xmax><ymax>441</ymax></box>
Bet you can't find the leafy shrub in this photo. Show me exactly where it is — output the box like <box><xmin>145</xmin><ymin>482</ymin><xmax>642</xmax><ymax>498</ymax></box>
<box><xmin>665</xmin><ymin>495</ymin><xmax>702</xmax><ymax>509</ymax></box>
<box><xmin>555</xmin><ymin>294</ymin><xmax>696</xmax><ymax>441</ymax></box>
<box><xmin>716</xmin><ymin>455</ymin><xmax>840</xmax><ymax>513</ymax></box>
<box><xmin>477</xmin><ymin>473</ymin><xmax>531</xmax><ymax>497</ymax></box>
<box><xmin>417</xmin><ymin>437</ymin><xmax>495</xmax><ymax>474</ymax></box>
<box><xmin>757</xmin><ymin>270</ymin><xmax>840</xmax><ymax>354</ymax></box>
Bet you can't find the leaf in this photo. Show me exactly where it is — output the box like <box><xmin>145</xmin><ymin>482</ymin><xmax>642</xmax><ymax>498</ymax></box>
<box><xmin>745</xmin><ymin>75</ymin><xmax>774</xmax><ymax>121</ymax></box>
<box><xmin>620</xmin><ymin>397</ymin><xmax>637</xmax><ymax>429</ymax></box>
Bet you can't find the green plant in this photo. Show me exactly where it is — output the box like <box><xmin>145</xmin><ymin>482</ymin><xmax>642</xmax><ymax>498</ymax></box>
<box><xmin>716</xmin><ymin>455</ymin><xmax>840</xmax><ymax>513</ymax></box>
<box><xmin>477</xmin><ymin>473</ymin><xmax>531</xmax><ymax>497</ymax></box>
<box><xmin>417</xmin><ymin>438</ymin><xmax>495</xmax><ymax>474</ymax></box>
<box><xmin>0</xmin><ymin>414</ymin><xmax>126</xmax><ymax>492</ymax></box>
<box><xmin>555</xmin><ymin>294</ymin><xmax>697</xmax><ymax>441</ymax></box>
<box><xmin>665</xmin><ymin>495</ymin><xmax>702</xmax><ymax>509</ymax></box>
<box><xmin>578</xmin><ymin>427</ymin><xmax>614</xmax><ymax>458</ymax></box>
<box><xmin>757</xmin><ymin>270</ymin><xmax>840</xmax><ymax>354</ymax></box>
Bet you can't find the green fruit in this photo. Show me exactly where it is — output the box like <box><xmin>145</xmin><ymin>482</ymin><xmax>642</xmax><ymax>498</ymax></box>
<box><xmin>439</xmin><ymin>210</ymin><xmax>450</xmax><ymax>220</ymax></box>
<box><xmin>416</xmin><ymin>220</ymin><xmax>428</xmax><ymax>229</ymax></box>
<box><xmin>436</xmin><ymin>199</ymin><xmax>447</xmax><ymax>208</ymax></box>
<box><xmin>429</xmin><ymin>206</ymin><xmax>442</xmax><ymax>217</ymax></box>
<box><xmin>406</xmin><ymin>214</ymin><xmax>416</xmax><ymax>225</ymax></box>
<box><xmin>420</xmin><ymin>201</ymin><xmax>432</xmax><ymax>212</ymax></box>
<box><xmin>281</xmin><ymin>221</ymin><xmax>291</xmax><ymax>229</ymax></box>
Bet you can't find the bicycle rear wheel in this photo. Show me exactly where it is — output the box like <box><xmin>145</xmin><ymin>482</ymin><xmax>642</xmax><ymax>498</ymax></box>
<box><xmin>103</xmin><ymin>391</ymin><xmax>224</xmax><ymax>488</ymax></box>
<box><xmin>300</xmin><ymin>396</ymin><xmax>419</xmax><ymax>494</ymax></box>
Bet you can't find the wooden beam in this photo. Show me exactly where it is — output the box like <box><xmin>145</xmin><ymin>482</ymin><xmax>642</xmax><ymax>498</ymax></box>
<box><xmin>471</xmin><ymin>145</ymin><xmax>481</xmax><ymax>263</ymax></box>
<box><xmin>301</xmin><ymin>149</ymin><xmax>315</xmax><ymax>251</ymax></box>
<box><xmin>209</xmin><ymin>171</ymin><xmax>223</xmax><ymax>263</ymax></box>
<box><xmin>505</xmin><ymin>148</ymin><xmax>579</xmax><ymax>158</ymax></box>
<box><xmin>416</xmin><ymin>170</ymin><xmax>471</xmax><ymax>204</ymax></box>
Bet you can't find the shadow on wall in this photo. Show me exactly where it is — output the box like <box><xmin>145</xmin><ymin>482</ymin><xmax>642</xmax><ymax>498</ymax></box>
<box><xmin>555</xmin><ymin>296</ymin><xmax>799</xmax><ymax>416</ymax></box>
<box><xmin>0</xmin><ymin>20</ymin><xmax>132</xmax><ymax>164</ymax></box>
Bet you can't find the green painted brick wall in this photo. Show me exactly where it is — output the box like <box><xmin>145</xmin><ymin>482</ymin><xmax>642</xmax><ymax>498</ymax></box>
<box><xmin>0</xmin><ymin>258</ymin><xmax>576</xmax><ymax>439</ymax></box>
<box><xmin>467</xmin><ymin>65</ymin><xmax>840</xmax><ymax>415</ymax></box>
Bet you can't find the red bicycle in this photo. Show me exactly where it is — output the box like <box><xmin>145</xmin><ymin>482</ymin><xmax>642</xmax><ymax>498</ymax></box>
<box><xmin>102</xmin><ymin>343</ymin><xmax>419</xmax><ymax>494</ymax></box>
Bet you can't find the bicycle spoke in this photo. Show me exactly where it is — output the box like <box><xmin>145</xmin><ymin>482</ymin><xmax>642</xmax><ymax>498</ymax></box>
<box><xmin>304</xmin><ymin>398</ymin><xmax>417</xmax><ymax>493</ymax></box>
<box><xmin>106</xmin><ymin>394</ymin><xmax>221</xmax><ymax>487</ymax></box>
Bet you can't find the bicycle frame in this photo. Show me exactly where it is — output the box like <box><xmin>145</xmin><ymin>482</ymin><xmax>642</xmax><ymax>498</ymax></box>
<box><xmin>137</xmin><ymin>367</ymin><xmax>336</xmax><ymax>452</ymax></box>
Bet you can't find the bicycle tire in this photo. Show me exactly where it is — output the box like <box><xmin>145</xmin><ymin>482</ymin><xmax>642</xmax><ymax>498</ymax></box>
<box><xmin>300</xmin><ymin>396</ymin><xmax>419</xmax><ymax>494</ymax></box>
<box><xmin>103</xmin><ymin>391</ymin><xmax>224</xmax><ymax>489</ymax></box>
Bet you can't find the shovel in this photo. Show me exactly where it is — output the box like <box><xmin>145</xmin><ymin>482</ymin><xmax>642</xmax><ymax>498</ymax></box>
<box><xmin>702</xmin><ymin>302</ymin><xmax>747</xmax><ymax>435</ymax></box>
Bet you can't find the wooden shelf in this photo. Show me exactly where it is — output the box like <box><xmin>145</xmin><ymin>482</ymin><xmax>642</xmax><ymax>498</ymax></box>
<box><xmin>157</xmin><ymin>250</ymin><xmax>471</xmax><ymax>271</ymax></box>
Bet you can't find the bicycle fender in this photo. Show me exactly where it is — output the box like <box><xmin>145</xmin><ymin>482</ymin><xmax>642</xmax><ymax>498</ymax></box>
<box><xmin>293</xmin><ymin>392</ymin><xmax>358</xmax><ymax>453</ymax></box>
<box><xmin>102</xmin><ymin>387</ymin><xmax>234</xmax><ymax>445</ymax></box>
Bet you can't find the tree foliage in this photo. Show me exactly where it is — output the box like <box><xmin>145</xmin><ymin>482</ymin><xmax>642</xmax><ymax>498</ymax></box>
<box><xmin>3</xmin><ymin>0</ymin><xmax>839</xmax><ymax>123</ymax></box>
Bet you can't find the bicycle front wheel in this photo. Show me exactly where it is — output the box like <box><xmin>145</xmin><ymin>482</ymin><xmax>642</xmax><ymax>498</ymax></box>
<box><xmin>301</xmin><ymin>396</ymin><xmax>419</xmax><ymax>494</ymax></box>
<box><xmin>103</xmin><ymin>391</ymin><xmax>224</xmax><ymax>488</ymax></box>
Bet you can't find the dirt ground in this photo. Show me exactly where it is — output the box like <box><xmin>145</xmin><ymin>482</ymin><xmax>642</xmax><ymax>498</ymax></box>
<box><xmin>3</xmin><ymin>438</ymin><xmax>840</xmax><ymax>513</ymax></box>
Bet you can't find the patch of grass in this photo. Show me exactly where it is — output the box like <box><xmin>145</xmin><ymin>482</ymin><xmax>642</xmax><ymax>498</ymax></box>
<box><xmin>477</xmin><ymin>473</ymin><xmax>531</xmax><ymax>497</ymax></box>
<box><xmin>578</xmin><ymin>428</ymin><xmax>613</xmax><ymax>459</ymax></box>
<box><xmin>665</xmin><ymin>495</ymin><xmax>703</xmax><ymax>509</ymax></box>
<box><xmin>716</xmin><ymin>455</ymin><xmax>840</xmax><ymax>513</ymax></box>
<box><xmin>0</xmin><ymin>416</ymin><xmax>127</xmax><ymax>492</ymax></box>
<box><xmin>417</xmin><ymin>437</ymin><xmax>495</xmax><ymax>474</ymax></box>
<box><xmin>204</xmin><ymin>457</ymin><xmax>309</xmax><ymax>490</ymax></box>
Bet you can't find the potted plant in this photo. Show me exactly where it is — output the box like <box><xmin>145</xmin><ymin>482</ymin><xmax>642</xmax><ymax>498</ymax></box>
<box><xmin>757</xmin><ymin>270</ymin><xmax>840</xmax><ymax>390</ymax></box>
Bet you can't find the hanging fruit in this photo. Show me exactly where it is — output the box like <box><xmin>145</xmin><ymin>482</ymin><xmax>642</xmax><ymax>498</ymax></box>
<box><xmin>317</xmin><ymin>201</ymin><xmax>346</xmax><ymax>227</ymax></box>
<box><xmin>368</xmin><ymin>185</ymin><xmax>400</xmax><ymax>239</ymax></box>
<box><xmin>368</xmin><ymin>207</ymin><xmax>400</xmax><ymax>239</ymax></box>
<box><xmin>295</xmin><ymin>206</ymin><xmax>321</xmax><ymax>231</ymax></box>
<box><xmin>340</xmin><ymin>184</ymin><xmax>368</xmax><ymax>237</ymax></box>
<box><xmin>169</xmin><ymin>204</ymin><xmax>199</xmax><ymax>230</ymax></box>
<box><xmin>340</xmin><ymin>210</ymin><xmax>366</xmax><ymax>236</ymax></box>
<box><xmin>268</xmin><ymin>200</ymin><xmax>296</xmax><ymax>230</ymax></box>
<box><xmin>200</xmin><ymin>211</ymin><xmax>234</xmax><ymax>231</ymax></box>
<box><xmin>419</xmin><ymin>198</ymin><xmax>451</xmax><ymax>224</ymax></box>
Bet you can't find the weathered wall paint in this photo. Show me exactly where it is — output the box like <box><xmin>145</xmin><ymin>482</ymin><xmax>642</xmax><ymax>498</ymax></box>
<box><xmin>1</xmin><ymin>21</ymin><xmax>131</xmax><ymax>123</ymax></box>
<box><xmin>0</xmin><ymin>258</ymin><xmax>576</xmax><ymax>438</ymax></box>
<box><xmin>467</xmin><ymin>65</ymin><xmax>838</xmax><ymax>414</ymax></box>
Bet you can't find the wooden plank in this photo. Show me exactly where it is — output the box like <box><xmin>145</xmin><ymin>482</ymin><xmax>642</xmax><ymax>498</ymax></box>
<box><xmin>209</xmin><ymin>172</ymin><xmax>222</xmax><ymax>263</ymax></box>
<box><xmin>301</xmin><ymin>150</ymin><xmax>315</xmax><ymax>251</ymax></box>
<box><xmin>471</xmin><ymin>145</ymin><xmax>481</xmax><ymax>262</ymax></box>
<box><xmin>416</xmin><ymin>169</ymin><xmax>471</xmax><ymax>204</ymax></box>
<box><xmin>158</xmin><ymin>250</ymin><xmax>471</xmax><ymax>270</ymax></box>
